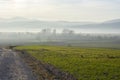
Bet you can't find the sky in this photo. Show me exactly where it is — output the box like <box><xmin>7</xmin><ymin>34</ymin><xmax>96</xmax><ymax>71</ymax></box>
<box><xmin>0</xmin><ymin>0</ymin><xmax>120</xmax><ymax>22</ymax></box>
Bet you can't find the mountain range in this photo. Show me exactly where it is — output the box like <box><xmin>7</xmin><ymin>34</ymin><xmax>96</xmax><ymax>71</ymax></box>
<box><xmin>0</xmin><ymin>17</ymin><xmax>120</xmax><ymax>33</ymax></box>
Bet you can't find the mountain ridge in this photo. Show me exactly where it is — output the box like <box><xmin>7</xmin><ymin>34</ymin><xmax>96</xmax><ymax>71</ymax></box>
<box><xmin>0</xmin><ymin>17</ymin><xmax>120</xmax><ymax>33</ymax></box>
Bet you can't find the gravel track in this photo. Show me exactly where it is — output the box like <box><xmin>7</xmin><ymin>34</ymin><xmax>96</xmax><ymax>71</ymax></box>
<box><xmin>0</xmin><ymin>49</ymin><xmax>37</xmax><ymax>80</ymax></box>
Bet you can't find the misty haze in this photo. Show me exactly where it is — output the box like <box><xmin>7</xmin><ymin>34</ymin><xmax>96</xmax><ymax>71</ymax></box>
<box><xmin>0</xmin><ymin>0</ymin><xmax>120</xmax><ymax>80</ymax></box>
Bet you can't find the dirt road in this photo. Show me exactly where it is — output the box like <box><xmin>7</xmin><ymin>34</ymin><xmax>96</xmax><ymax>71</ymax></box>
<box><xmin>0</xmin><ymin>48</ymin><xmax>36</xmax><ymax>80</ymax></box>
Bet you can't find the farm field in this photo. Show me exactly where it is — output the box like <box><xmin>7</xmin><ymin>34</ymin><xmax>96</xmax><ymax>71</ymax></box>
<box><xmin>15</xmin><ymin>45</ymin><xmax>120</xmax><ymax>80</ymax></box>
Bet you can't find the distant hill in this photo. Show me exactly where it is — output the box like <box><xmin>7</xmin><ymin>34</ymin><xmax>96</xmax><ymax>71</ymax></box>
<box><xmin>0</xmin><ymin>17</ymin><xmax>120</xmax><ymax>33</ymax></box>
<box><xmin>104</xmin><ymin>19</ymin><xmax>120</xmax><ymax>23</ymax></box>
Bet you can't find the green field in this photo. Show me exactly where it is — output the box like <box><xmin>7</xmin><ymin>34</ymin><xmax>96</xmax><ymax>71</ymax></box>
<box><xmin>15</xmin><ymin>46</ymin><xmax>120</xmax><ymax>80</ymax></box>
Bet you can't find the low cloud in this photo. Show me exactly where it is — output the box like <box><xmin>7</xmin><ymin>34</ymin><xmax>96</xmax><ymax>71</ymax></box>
<box><xmin>0</xmin><ymin>0</ymin><xmax>120</xmax><ymax>22</ymax></box>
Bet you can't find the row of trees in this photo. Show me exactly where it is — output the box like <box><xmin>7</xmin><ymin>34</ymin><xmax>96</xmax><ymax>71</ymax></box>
<box><xmin>0</xmin><ymin>29</ymin><xmax>120</xmax><ymax>43</ymax></box>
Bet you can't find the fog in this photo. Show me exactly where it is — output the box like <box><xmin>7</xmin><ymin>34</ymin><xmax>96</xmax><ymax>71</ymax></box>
<box><xmin>0</xmin><ymin>18</ymin><xmax>120</xmax><ymax>48</ymax></box>
<box><xmin>0</xmin><ymin>17</ymin><xmax>120</xmax><ymax>34</ymax></box>
<box><xmin>0</xmin><ymin>29</ymin><xmax>120</xmax><ymax>48</ymax></box>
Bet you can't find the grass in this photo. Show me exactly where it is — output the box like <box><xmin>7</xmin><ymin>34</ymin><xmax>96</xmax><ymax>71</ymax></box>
<box><xmin>15</xmin><ymin>45</ymin><xmax>120</xmax><ymax>80</ymax></box>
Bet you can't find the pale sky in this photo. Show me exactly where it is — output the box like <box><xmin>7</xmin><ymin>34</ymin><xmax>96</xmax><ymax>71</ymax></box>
<box><xmin>0</xmin><ymin>0</ymin><xmax>120</xmax><ymax>22</ymax></box>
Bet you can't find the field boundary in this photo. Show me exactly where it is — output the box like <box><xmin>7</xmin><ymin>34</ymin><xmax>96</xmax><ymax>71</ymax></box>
<box><xmin>15</xmin><ymin>50</ymin><xmax>77</xmax><ymax>80</ymax></box>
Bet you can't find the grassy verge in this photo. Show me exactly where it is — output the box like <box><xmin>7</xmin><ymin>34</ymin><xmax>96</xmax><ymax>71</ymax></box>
<box><xmin>15</xmin><ymin>45</ymin><xmax>120</xmax><ymax>80</ymax></box>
